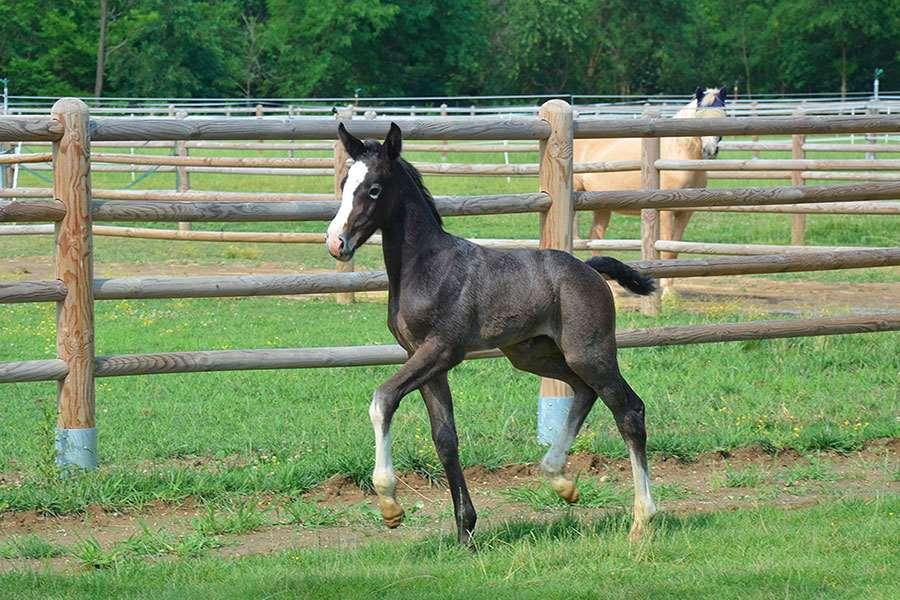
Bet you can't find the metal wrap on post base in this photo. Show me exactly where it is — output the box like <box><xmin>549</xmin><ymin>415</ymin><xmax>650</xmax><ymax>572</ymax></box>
<box><xmin>537</xmin><ymin>99</ymin><xmax>575</xmax><ymax>445</ymax></box>
<box><xmin>52</xmin><ymin>98</ymin><xmax>97</xmax><ymax>471</ymax></box>
<box><xmin>55</xmin><ymin>427</ymin><xmax>97</xmax><ymax>470</ymax></box>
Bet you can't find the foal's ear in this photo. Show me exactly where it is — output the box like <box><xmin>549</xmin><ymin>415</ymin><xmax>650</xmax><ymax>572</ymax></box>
<box><xmin>338</xmin><ymin>123</ymin><xmax>366</xmax><ymax>160</ymax></box>
<box><xmin>384</xmin><ymin>122</ymin><xmax>402</xmax><ymax>161</ymax></box>
<box><xmin>694</xmin><ymin>86</ymin><xmax>704</xmax><ymax>103</ymax></box>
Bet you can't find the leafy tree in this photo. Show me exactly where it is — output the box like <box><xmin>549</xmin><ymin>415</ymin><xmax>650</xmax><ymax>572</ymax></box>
<box><xmin>0</xmin><ymin>0</ymin><xmax>97</xmax><ymax>96</ymax></box>
<box><xmin>104</xmin><ymin>0</ymin><xmax>244</xmax><ymax>98</ymax></box>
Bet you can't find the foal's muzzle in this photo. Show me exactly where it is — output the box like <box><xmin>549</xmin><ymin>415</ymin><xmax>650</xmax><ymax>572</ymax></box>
<box><xmin>327</xmin><ymin>234</ymin><xmax>354</xmax><ymax>261</ymax></box>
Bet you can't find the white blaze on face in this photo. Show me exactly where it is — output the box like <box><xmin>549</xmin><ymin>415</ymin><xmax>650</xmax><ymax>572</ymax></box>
<box><xmin>326</xmin><ymin>160</ymin><xmax>368</xmax><ymax>257</ymax></box>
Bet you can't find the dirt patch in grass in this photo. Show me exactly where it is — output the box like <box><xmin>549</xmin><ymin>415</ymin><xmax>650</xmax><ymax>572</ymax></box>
<box><xmin>2</xmin><ymin>438</ymin><xmax>895</xmax><ymax>573</ymax></box>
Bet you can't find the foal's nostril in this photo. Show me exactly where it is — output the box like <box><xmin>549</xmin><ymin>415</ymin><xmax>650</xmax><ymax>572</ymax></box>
<box><xmin>338</xmin><ymin>235</ymin><xmax>347</xmax><ymax>252</ymax></box>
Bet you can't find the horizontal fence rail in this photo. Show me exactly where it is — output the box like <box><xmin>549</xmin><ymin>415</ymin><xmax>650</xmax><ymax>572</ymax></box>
<box><xmin>575</xmin><ymin>182</ymin><xmax>900</xmax><ymax>211</ymax></box>
<box><xmin>2</xmin><ymin>97</ymin><xmax>898</xmax><ymax>472</ymax></box>
<box><xmin>0</xmin><ymin>317</ymin><xmax>881</xmax><ymax>383</ymax></box>
<box><xmin>574</xmin><ymin>115</ymin><xmax>900</xmax><ymax>138</ymax></box>
<box><xmin>3</xmin><ymin>249</ymin><xmax>894</xmax><ymax>306</ymax></box>
<box><xmin>89</xmin><ymin>117</ymin><xmax>552</xmax><ymax>141</ymax></box>
<box><xmin>0</xmin><ymin>359</ymin><xmax>69</xmax><ymax>384</ymax></box>
<box><xmin>9</xmin><ymin>313</ymin><xmax>881</xmax><ymax>380</ymax></box>
<box><xmin>0</xmin><ymin>117</ymin><xmax>64</xmax><ymax>142</ymax></box>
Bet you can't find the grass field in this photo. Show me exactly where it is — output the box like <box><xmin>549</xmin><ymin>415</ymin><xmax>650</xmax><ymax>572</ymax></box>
<box><xmin>1</xmin><ymin>140</ymin><xmax>898</xmax><ymax>593</ymax></box>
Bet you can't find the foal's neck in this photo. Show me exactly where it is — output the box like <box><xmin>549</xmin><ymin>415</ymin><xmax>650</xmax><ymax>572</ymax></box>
<box><xmin>380</xmin><ymin>167</ymin><xmax>449</xmax><ymax>288</ymax></box>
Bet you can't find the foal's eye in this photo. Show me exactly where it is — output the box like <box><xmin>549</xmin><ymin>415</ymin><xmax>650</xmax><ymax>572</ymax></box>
<box><xmin>368</xmin><ymin>184</ymin><xmax>382</xmax><ymax>199</ymax></box>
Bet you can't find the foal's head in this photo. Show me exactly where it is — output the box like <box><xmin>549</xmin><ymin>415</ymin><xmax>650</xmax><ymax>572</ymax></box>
<box><xmin>692</xmin><ymin>86</ymin><xmax>728</xmax><ymax>159</ymax></box>
<box><xmin>326</xmin><ymin>122</ymin><xmax>405</xmax><ymax>261</ymax></box>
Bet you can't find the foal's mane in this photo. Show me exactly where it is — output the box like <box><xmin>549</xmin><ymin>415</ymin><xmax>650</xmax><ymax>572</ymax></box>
<box><xmin>397</xmin><ymin>157</ymin><xmax>444</xmax><ymax>226</ymax></box>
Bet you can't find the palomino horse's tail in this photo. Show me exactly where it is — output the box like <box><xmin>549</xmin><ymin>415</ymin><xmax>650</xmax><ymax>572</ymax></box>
<box><xmin>585</xmin><ymin>257</ymin><xmax>656</xmax><ymax>296</ymax></box>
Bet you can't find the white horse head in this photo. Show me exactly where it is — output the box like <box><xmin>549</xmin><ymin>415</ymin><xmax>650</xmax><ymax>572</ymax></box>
<box><xmin>682</xmin><ymin>86</ymin><xmax>727</xmax><ymax>159</ymax></box>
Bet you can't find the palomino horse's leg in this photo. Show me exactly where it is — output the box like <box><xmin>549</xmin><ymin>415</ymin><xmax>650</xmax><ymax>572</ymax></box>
<box><xmin>540</xmin><ymin>381</ymin><xmax>598</xmax><ymax>503</ymax></box>
<box><xmin>659</xmin><ymin>210</ymin><xmax>694</xmax><ymax>294</ymax></box>
<box><xmin>420</xmin><ymin>374</ymin><xmax>477</xmax><ymax>545</ymax></box>
<box><xmin>589</xmin><ymin>210</ymin><xmax>612</xmax><ymax>256</ymax></box>
<box><xmin>369</xmin><ymin>342</ymin><xmax>461</xmax><ymax>528</ymax></box>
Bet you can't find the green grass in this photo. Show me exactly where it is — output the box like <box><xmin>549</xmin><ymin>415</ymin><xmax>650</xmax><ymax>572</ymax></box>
<box><xmin>69</xmin><ymin>525</ymin><xmax>223</xmax><ymax>570</ymax></box>
<box><xmin>282</xmin><ymin>498</ymin><xmax>343</xmax><ymax>528</ymax></box>
<box><xmin>0</xmin><ymin>297</ymin><xmax>896</xmax><ymax>513</ymax></box>
<box><xmin>503</xmin><ymin>477</ymin><xmax>626</xmax><ymax>510</ymax></box>
<box><xmin>192</xmin><ymin>501</ymin><xmax>269</xmax><ymax>536</ymax></box>
<box><xmin>0</xmin><ymin>535</ymin><xmax>64</xmax><ymax>560</ymax></box>
<box><xmin>1</xmin><ymin>496</ymin><xmax>897</xmax><ymax>599</ymax></box>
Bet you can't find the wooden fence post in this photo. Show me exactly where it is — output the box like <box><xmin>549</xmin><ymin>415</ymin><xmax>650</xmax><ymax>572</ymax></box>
<box><xmin>334</xmin><ymin>106</ymin><xmax>354</xmax><ymax>304</ymax></box>
<box><xmin>640</xmin><ymin>112</ymin><xmax>662</xmax><ymax>316</ymax></box>
<box><xmin>175</xmin><ymin>110</ymin><xmax>191</xmax><ymax>232</ymax></box>
<box><xmin>791</xmin><ymin>109</ymin><xmax>806</xmax><ymax>245</ymax></box>
<box><xmin>52</xmin><ymin>98</ymin><xmax>96</xmax><ymax>471</ymax></box>
<box><xmin>750</xmin><ymin>101</ymin><xmax>760</xmax><ymax>159</ymax></box>
<box><xmin>865</xmin><ymin>105</ymin><xmax>878</xmax><ymax>160</ymax></box>
<box><xmin>440</xmin><ymin>103</ymin><xmax>448</xmax><ymax>161</ymax></box>
<box><xmin>537</xmin><ymin>99</ymin><xmax>574</xmax><ymax>445</ymax></box>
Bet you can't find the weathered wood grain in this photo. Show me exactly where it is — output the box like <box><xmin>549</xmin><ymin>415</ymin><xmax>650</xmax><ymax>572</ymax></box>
<box><xmin>574</xmin><ymin>115</ymin><xmax>900</xmax><ymax>139</ymax></box>
<box><xmin>88</xmin><ymin>314</ymin><xmax>900</xmax><ymax>378</ymax></box>
<box><xmin>0</xmin><ymin>187</ymin><xmax>55</xmax><ymax>198</ymax></box>
<box><xmin>92</xmin><ymin>152</ymin><xmax>335</xmax><ymax>168</ymax></box>
<box><xmin>574</xmin><ymin>182</ymin><xmax>900</xmax><ymax>211</ymax></box>
<box><xmin>537</xmin><ymin>99</ymin><xmax>575</xmax><ymax>402</ymax></box>
<box><xmin>0</xmin><ymin>152</ymin><xmax>53</xmax><ymax>165</ymax></box>
<box><xmin>89</xmin><ymin>117</ymin><xmax>551</xmax><ymax>141</ymax></box>
<box><xmin>0</xmin><ymin>117</ymin><xmax>64</xmax><ymax>142</ymax></box>
<box><xmin>88</xmin><ymin>193</ymin><xmax>550</xmax><ymax>222</ymax></box>
<box><xmin>689</xmin><ymin>201</ymin><xmax>900</xmax><ymax>214</ymax></box>
<box><xmin>791</xmin><ymin>125</ymin><xmax>807</xmax><ymax>245</ymax></box>
<box><xmin>0</xmin><ymin>199</ymin><xmax>65</xmax><ymax>221</ymax></box>
<box><xmin>91</xmin><ymin>189</ymin><xmax>333</xmax><ymax>202</ymax></box>
<box><xmin>654</xmin><ymin>241</ymin><xmax>890</xmax><ymax>256</ymax></box>
<box><xmin>655</xmin><ymin>158</ymin><xmax>900</xmax><ymax>171</ymax></box>
<box><xmin>52</xmin><ymin>98</ymin><xmax>95</xmax><ymax>431</ymax></box>
<box><xmin>0</xmin><ymin>279</ymin><xmax>67</xmax><ymax>303</ymax></box>
<box><xmin>631</xmin><ymin>248</ymin><xmax>900</xmax><ymax>277</ymax></box>
<box><xmin>0</xmin><ymin>359</ymin><xmax>69</xmax><ymax>383</ymax></box>
<box><xmin>93</xmin><ymin>271</ymin><xmax>390</xmax><ymax>300</ymax></box>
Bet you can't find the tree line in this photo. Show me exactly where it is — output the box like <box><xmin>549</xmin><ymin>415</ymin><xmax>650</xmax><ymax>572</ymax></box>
<box><xmin>1</xmin><ymin>0</ymin><xmax>897</xmax><ymax>100</ymax></box>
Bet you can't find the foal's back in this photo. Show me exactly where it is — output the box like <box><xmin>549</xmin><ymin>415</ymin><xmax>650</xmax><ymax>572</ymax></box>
<box><xmin>449</xmin><ymin>242</ymin><xmax>617</xmax><ymax>349</ymax></box>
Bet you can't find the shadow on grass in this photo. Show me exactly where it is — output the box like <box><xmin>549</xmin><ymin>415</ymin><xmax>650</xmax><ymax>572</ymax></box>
<box><xmin>410</xmin><ymin>510</ymin><xmax>719</xmax><ymax>558</ymax></box>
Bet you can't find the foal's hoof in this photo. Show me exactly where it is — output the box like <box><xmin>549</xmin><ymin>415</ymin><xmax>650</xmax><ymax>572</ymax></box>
<box><xmin>551</xmin><ymin>477</ymin><xmax>580</xmax><ymax>504</ymax></box>
<box><xmin>628</xmin><ymin>520</ymin><xmax>649</xmax><ymax>544</ymax></box>
<box><xmin>628</xmin><ymin>510</ymin><xmax>657</xmax><ymax>543</ymax></box>
<box><xmin>378</xmin><ymin>497</ymin><xmax>405</xmax><ymax>528</ymax></box>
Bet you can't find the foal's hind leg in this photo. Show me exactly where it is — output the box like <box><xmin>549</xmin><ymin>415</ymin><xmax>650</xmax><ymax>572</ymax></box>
<box><xmin>570</xmin><ymin>362</ymin><xmax>657</xmax><ymax>541</ymax></box>
<box><xmin>503</xmin><ymin>338</ymin><xmax>597</xmax><ymax>504</ymax></box>
<box><xmin>420</xmin><ymin>374</ymin><xmax>477</xmax><ymax>545</ymax></box>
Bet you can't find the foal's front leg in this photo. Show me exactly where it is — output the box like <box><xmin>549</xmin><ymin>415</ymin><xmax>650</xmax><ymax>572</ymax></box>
<box><xmin>420</xmin><ymin>374</ymin><xmax>477</xmax><ymax>544</ymax></box>
<box><xmin>369</xmin><ymin>342</ymin><xmax>461</xmax><ymax>528</ymax></box>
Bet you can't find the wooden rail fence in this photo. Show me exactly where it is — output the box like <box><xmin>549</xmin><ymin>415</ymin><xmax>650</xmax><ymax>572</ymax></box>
<box><xmin>1</xmin><ymin>99</ymin><xmax>898</xmax><ymax>469</ymax></box>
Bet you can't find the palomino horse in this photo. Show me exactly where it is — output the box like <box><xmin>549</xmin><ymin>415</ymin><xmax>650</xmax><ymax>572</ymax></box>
<box><xmin>326</xmin><ymin>122</ymin><xmax>658</xmax><ymax>545</ymax></box>
<box><xmin>575</xmin><ymin>87</ymin><xmax>727</xmax><ymax>289</ymax></box>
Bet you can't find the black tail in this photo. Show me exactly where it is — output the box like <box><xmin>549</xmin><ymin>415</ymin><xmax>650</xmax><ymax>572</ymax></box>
<box><xmin>585</xmin><ymin>256</ymin><xmax>656</xmax><ymax>296</ymax></box>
